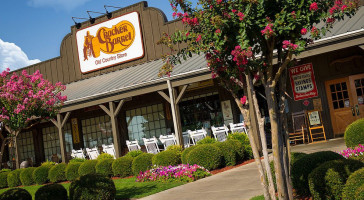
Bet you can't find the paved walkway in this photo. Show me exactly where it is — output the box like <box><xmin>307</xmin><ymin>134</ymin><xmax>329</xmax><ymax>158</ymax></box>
<box><xmin>140</xmin><ymin>138</ymin><xmax>347</xmax><ymax>200</ymax></box>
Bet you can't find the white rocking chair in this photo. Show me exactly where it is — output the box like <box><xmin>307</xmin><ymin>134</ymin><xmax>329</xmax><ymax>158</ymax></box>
<box><xmin>188</xmin><ymin>129</ymin><xmax>207</xmax><ymax>145</ymax></box>
<box><xmin>71</xmin><ymin>149</ymin><xmax>85</xmax><ymax>159</ymax></box>
<box><xmin>211</xmin><ymin>125</ymin><xmax>229</xmax><ymax>142</ymax></box>
<box><xmin>159</xmin><ymin>134</ymin><xmax>177</xmax><ymax>150</ymax></box>
<box><xmin>229</xmin><ymin>122</ymin><xmax>248</xmax><ymax>134</ymax></box>
<box><xmin>102</xmin><ymin>143</ymin><xmax>116</xmax><ymax>159</ymax></box>
<box><xmin>86</xmin><ymin>147</ymin><xmax>99</xmax><ymax>160</ymax></box>
<box><xmin>182</xmin><ymin>131</ymin><xmax>191</xmax><ymax>148</ymax></box>
<box><xmin>126</xmin><ymin>140</ymin><xmax>141</xmax><ymax>152</ymax></box>
<box><xmin>143</xmin><ymin>137</ymin><xmax>160</xmax><ymax>154</ymax></box>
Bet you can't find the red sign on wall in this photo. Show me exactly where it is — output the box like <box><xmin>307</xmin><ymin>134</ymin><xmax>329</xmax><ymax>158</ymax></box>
<box><xmin>289</xmin><ymin>63</ymin><xmax>318</xmax><ymax>101</ymax></box>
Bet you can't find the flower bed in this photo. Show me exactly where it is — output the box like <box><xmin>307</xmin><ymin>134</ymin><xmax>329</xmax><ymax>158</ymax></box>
<box><xmin>136</xmin><ymin>164</ymin><xmax>211</xmax><ymax>183</ymax></box>
<box><xmin>339</xmin><ymin>144</ymin><xmax>364</xmax><ymax>159</ymax></box>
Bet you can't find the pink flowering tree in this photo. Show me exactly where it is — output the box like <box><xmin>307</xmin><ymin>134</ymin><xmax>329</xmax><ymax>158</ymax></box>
<box><xmin>159</xmin><ymin>0</ymin><xmax>360</xmax><ymax>199</ymax></box>
<box><xmin>0</xmin><ymin>68</ymin><xmax>67</xmax><ymax>169</ymax></box>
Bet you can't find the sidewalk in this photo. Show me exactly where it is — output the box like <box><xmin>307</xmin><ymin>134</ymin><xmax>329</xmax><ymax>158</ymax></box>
<box><xmin>140</xmin><ymin>138</ymin><xmax>347</xmax><ymax>200</ymax></box>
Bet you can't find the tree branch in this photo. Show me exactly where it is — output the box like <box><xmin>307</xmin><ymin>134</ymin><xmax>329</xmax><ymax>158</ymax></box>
<box><xmin>272</xmin><ymin>51</ymin><xmax>292</xmax><ymax>88</ymax></box>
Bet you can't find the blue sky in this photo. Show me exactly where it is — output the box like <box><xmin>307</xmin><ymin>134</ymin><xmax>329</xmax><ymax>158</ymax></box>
<box><xmin>0</xmin><ymin>0</ymin><xmax>197</xmax><ymax>71</ymax></box>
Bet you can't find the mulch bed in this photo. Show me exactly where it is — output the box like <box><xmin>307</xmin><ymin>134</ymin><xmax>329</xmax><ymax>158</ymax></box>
<box><xmin>210</xmin><ymin>158</ymin><xmax>255</xmax><ymax>175</ymax></box>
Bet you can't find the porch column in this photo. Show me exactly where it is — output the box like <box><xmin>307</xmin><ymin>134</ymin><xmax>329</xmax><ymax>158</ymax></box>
<box><xmin>99</xmin><ymin>100</ymin><xmax>124</xmax><ymax>158</ymax></box>
<box><xmin>51</xmin><ymin>112</ymin><xmax>71</xmax><ymax>163</ymax></box>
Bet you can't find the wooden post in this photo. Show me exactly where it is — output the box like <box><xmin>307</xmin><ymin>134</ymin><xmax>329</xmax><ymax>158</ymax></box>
<box><xmin>51</xmin><ymin>112</ymin><xmax>71</xmax><ymax>163</ymax></box>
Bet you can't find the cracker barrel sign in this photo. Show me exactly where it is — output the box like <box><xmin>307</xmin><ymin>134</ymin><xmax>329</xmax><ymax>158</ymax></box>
<box><xmin>289</xmin><ymin>63</ymin><xmax>318</xmax><ymax>101</ymax></box>
<box><xmin>76</xmin><ymin>12</ymin><xmax>144</xmax><ymax>73</ymax></box>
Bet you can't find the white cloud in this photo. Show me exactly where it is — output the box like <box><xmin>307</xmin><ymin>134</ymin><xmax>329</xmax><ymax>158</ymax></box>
<box><xmin>0</xmin><ymin>39</ymin><xmax>41</xmax><ymax>71</ymax></box>
<box><xmin>28</xmin><ymin>0</ymin><xmax>91</xmax><ymax>11</ymax></box>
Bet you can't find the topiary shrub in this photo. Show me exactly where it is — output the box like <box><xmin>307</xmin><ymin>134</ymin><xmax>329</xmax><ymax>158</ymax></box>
<box><xmin>0</xmin><ymin>171</ymin><xmax>10</xmax><ymax>188</ymax></box>
<box><xmin>112</xmin><ymin>156</ymin><xmax>133</xmax><ymax>177</ymax></box>
<box><xmin>291</xmin><ymin>151</ymin><xmax>344</xmax><ymax>196</ymax></box>
<box><xmin>228</xmin><ymin>132</ymin><xmax>253</xmax><ymax>159</ymax></box>
<box><xmin>95</xmin><ymin>158</ymin><xmax>114</xmax><ymax>177</ymax></box>
<box><xmin>78</xmin><ymin>160</ymin><xmax>98</xmax><ymax>176</ymax></box>
<box><xmin>342</xmin><ymin>167</ymin><xmax>364</xmax><ymax>200</ymax></box>
<box><xmin>66</xmin><ymin>162</ymin><xmax>82</xmax><ymax>181</ymax></box>
<box><xmin>0</xmin><ymin>188</ymin><xmax>31</xmax><ymax>200</ymax></box>
<box><xmin>225</xmin><ymin>139</ymin><xmax>245</xmax><ymax>161</ymax></box>
<box><xmin>166</xmin><ymin>145</ymin><xmax>183</xmax><ymax>157</ymax></box>
<box><xmin>152</xmin><ymin>150</ymin><xmax>181</xmax><ymax>167</ymax></box>
<box><xmin>33</xmin><ymin>166</ymin><xmax>51</xmax><ymax>185</ymax></box>
<box><xmin>69</xmin><ymin>174</ymin><xmax>116</xmax><ymax>200</ymax></box>
<box><xmin>290</xmin><ymin>152</ymin><xmax>307</xmax><ymax>166</ymax></box>
<box><xmin>97</xmin><ymin>153</ymin><xmax>114</xmax><ymax>160</ymax></box>
<box><xmin>181</xmin><ymin>145</ymin><xmax>198</xmax><ymax>164</ymax></box>
<box><xmin>7</xmin><ymin>169</ymin><xmax>23</xmax><ymax>187</ymax></box>
<box><xmin>344</xmin><ymin>118</ymin><xmax>364</xmax><ymax>148</ymax></box>
<box><xmin>69</xmin><ymin>158</ymin><xmax>86</xmax><ymax>163</ymax></box>
<box><xmin>48</xmin><ymin>163</ymin><xmax>67</xmax><ymax>183</ymax></box>
<box><xmin>125</xmin><ymin>150</ymin><xmax>143</xmax><ymax>158</ymax></box>
<box><xmin>308</xmin><ymin>159</ymin><xmax>364</xmax><ymax>200</ymax></box>
<box><xmin>187</xmin><ymin>144</ymin><xmax>223</xmax><ymax>170</ymax></box>
<box><xmin>35</xmin><ymin>183</ymin><xmax>68</xmax><ymax>200</ymax></box>
<box><xmin>213</xmin><ymin>141</ymin><xmax>236</xmax><ymax>166</ymax></box>
<box><xmin>20</xmin><ymin>167</ymin><xmax>35</xmax><ymax>186</ymax></box>
<box><xmin>196</xmin><ymin>136</ymin><xmax>216</xmax><ymax>145</ymax></box>
<box><xmin>41</xmin><ymin>161</ymin><xmax>56</xmax><ymax>168</ymax></box>
<box><xmin>132</xmin><ymin>153</ymin><xmax>153</xmax><ymax>176</ymax></box>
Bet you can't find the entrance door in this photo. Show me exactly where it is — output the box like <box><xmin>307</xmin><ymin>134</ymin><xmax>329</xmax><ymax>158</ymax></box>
<box><xmin>349</xmin><ymin>74</ymin><xmax>364</xmax><ymax>119</ymax></box>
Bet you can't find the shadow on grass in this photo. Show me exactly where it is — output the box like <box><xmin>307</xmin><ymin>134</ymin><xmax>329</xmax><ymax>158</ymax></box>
<box><xmin>115</xmin><ymin>185</ymin><xmax>157</xmax><ymax>200</ymax></box>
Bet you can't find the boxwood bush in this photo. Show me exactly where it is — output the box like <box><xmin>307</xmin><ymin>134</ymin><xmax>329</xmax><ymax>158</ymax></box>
<box><xmin>213</xmin><ymin>141</ymin><xmax>236</xmax><ymax>166</ymax></box>
<box><xmin>0</xmin><ymin>188</ymin><xmax>32</xmax><ymax>200</ymax></box>
<box><xmin>33</xmin><ymin>165</ymin><xmax>51</xmax><ymax>185</ymax></box>
<box><xmin>308</xmin><ymin>159</ymin><xmax>364</xmax><ymax>200</ymax></box>
<box><xmin>78</xmin><ymin>160</ymin><xmax>98</xmax><ymax>176</ymax></box>
<box><xmin>0</xmin><ymin>171</ymin><xmax>10</xmax><ymax>188</ymax></box>
<box><xmin>342</xmin><ymin>167</ymin><xmax>364</xmax><ymax>200</ymax></box>
<box><xmin>225</xmin><ymin>139</ymin><xmax>245</xmax><ymax>161</ymax></box>
<box><xmin>35</xmin><ymin>183</ymin><xmax>68</xmax><ymax>200</ymax></box>
<box><xmin>97</xmin><ymin>153</ymin><xmax>114</xmax><ymax>160</ymax></box>
<box><xmin>20</xmin><ymin>167</ymin><xmax>35</xmax><ymax>186</ymax></box>
<box><xmin>227</xmin><ymin>132</ymin><xmax>253</xmax><ymax>159</ymax></box>
<box><xmin>69</xmin><ymin>158</ymin><xmax>86</xmax><ymax>163</ymax></box>
<box><xmin>344</xmin><ymin>118</ymin><xmax>364</xmax><ymax>148</ymax></box>
<box><xmin>132</xmin><ymin>153</ymin><xmax>153</xmax><ymax>176</ymax></box>
<box><xmin>181</xmin><ymin>145</ymin><xmax>198</xmax><ymax>164</ymax></box>
<box><xmin>95</xmin><ymin>158</ymin><xmax>114</xmax><ymax>177</ymax></box>
<box><xmin>125</xmin><ymin>150</ymin><xmax>143</xmax><ymax>158</ymax></box>
<box><xmin>7</xmin><ymin>169</ymin><xmax>23</xmax><ymax>187</ymax></box>
<box><xmin>291</xmin><ymin>151</ymin><xmax>344</xmax><ymax>196</ymax></box>
<box><xmin>166</xmin><ymin>145</ymin><xmax>183</xmax><ymax>156</ymax></box>
<box><xmin>152</xmin><ymin>150</ymin><xmax>181</xmax><ymax>166</ymax></box>
<box><xmin>66</xmin><ymin>162</ymin><xmax>82</xmax><ymax>181</ymax></box>
<box><xmin>187</xmin><ymin>144</ymin><xmax>223</xmax><ymax>170</ymax></box>
<box><xmin>69</xmin><ymin>174</ymin><xmax>116</xmax><ymax>200</ymax></box>
<box><xmin>196</xmin><ymin>136</ymin><xmax>216</xmax><ymax>145</ymax></box>
<box><xmin>112</xmin><ymin>156</ymin><xmax>133</xmax><ymax>177</ymax></box>
<box><xmin>48</xmin><ymin>163</ymin><xmax>67</xmax><ymax>183</ymax></box>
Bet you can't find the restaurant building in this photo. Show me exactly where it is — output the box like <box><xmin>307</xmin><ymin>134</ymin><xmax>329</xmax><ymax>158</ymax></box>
<box><xmin>1</xmin><ymin>1</ymin><xmax>364</xmax><ymax>167</ymax></box>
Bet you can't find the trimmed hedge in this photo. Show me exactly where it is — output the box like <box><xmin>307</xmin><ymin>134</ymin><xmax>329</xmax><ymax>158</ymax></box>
<box><xmin>342</xmin><ymin>167</ymin><xmax>364</xmax><ymax>200</ymax></box>
<box><xmin>152</xmin><ymin>150</ymin><xmax>181</xmax><ymax>167</ymax></box>
<box><xmin>196</xmin><ymin>136</ymin><xmax>216</xmax><ymax>145</ymax></box>
<box><xmin>49</xmin><ymin>163</ymin><xmax>67</xmax><ymax>183</ymax></box>
<box><xmin>7</xmin><ymin>169</ymin><xmax>23</xmax><ymax>187</ymax></box>
<box><xmin>181</xmin><ymin>145</ymin><xmax>198</xmax><ymax>164</ymax></box>
<box><xmin>78</xmin><ymin>160</ymin><xmax>98</xmax><ymax>176</ymax></box>
<box><xmin>95</xmin><ymin>158</ymin><xmax>114</xmax><ymax>177</ymax></box>
<box><xmin>213</xmin><ymin>141</ymin><xmax>236</xmax><ymax>166</ymax></box>
<box><xmin>308</xmin><ymin>159</ymin><xmax>364</xmax><ymax>200</ymax></box>
<box><xmin>33</xmin><ymin>166</ymin><xmax>51</xmax><ymax>185</ymax></box>
<box><xmin>112</xmin><ymin>156</ymin><xmax>133</xmax><ymax>177</ymax></box>
<box><xmin>69</xmin><ymin>158</ymin><xmax>86</xmax><ymax>163</ymax></box>
<box><xmin>66</xmin><ymin>162</ymin><xmax>82</xmax><ymax>181</ymax></box>
<box><xmin>132</xmin><ymin>153</ymin><xmax>154</xmax><ymax>176</ymax></box>
<box><xmin>344</xmin><ymin>118</ymin><xmax>364</xmax><ymax>148</ymax></box>
<box><xmin>187</xmin><ymin>144</ymin><xmax>223</xmax><ymax>170</ymax></box>
<box><xmin>166</xmin><ymin>145</ymin><xmax>183</xmax><ymax>156</ymax></box>
<box><xmin>35</xmin><ymin>183</ymin><xmax>68</xmax><ymax>200</ymax></box>
<box><xmin>225</xmin><ymin>139</ymin><xmax>245</xmax><ymax>161</ymax></box>
<box><xmin>227</xmin><ymin>132</ymin><xmax>253</xmax><ymax>159</ymax></box>
<box><xmin>291</xmin><ymin>151</ymin><xmax>344</xmax><ymax>196</ymax></box>
<box><xmin>97</xmin><ymin>153</ymin><xmax>114</xmax><ymax>160</ymax></box>
<box><xmin>125</xmin><ymin>150</ymin><xmax>143</xmax><ymax>158</ymax></box>
<box><xmin>0</xmin><ymin>188</ymin><xmax>32</xmax><ymax>200</ymax></box>
<box><xmin>20</xmin><ymin>167</ymin><xmax>35</xmax><ymax>186</ymax></box>
<box><xmin>290</xmin><ymin>152</ymin><xmax>307</xmax><ymax>165</ymax></box>
<box><xmin>0</xmin><ymin>171</ymin><xmax>10</xmax><ymax>188</ymax></box>
<box><xmin>69</xmin><ymin>174</ymin><xmax>116</xmax><ymax>200</ymax></box>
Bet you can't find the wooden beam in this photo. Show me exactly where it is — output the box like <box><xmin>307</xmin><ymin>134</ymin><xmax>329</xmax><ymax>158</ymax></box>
<box><xmin>157</xmin><ymin>91</ymin><xmax>171</xmax><ymax>103</ymax></box>
<box><xmin>109</xmin><ymin>102</ymin><xmax>122</xmax><ymax>158</ymax></box>
<box><xmin>167</xmin><ymin>80</ymin><xmax>181</xmax><ymax>145</ymax></box>
<box><xmin>61</xmin><ymin>112</ymin><xmax>71</xmax><ymax>128</ymax></box>
<box><xmin>50</xmin><ymin>119</ymin><xmax>59</xmax><ymax>128</ymax></box>
<box><xmin>99</xmin><ymin>104</ymin><xmax>111</xmax><ymax>117</ymax></box>
<box><xmin>114</xmin><ymin>100</ymin><xmax>125</xmax><ymax>117</ymax></box>
<box><xmin>176</xmin><ymin>85</ymin><xmax>188</xmax><ymax>104</ymax></box>
<box><xmin>56</xmin><ymin>114</ymin><xmax>68</xmax><ymax>163</ymax></box>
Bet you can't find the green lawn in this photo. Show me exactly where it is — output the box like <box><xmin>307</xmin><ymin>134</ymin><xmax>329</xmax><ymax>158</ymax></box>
<box><xmin>250</xmin><ymin>195</ymin><xmax>264</xmax><ymax>200</ymax></box>
<box><xmin>0</xmin><ymin>177</ymin><xmax>185</xmax><ymax>200</ymax></box>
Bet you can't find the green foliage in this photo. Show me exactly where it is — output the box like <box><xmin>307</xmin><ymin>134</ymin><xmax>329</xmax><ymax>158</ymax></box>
<box><xmin>1</xmin><ymin>169</ymin><xmax>11</xmax><ymax>172</ymax></box>
<box><xmin>213</xmin><ymin>141</ymin><xmax>236</xmax><ymax>166</ymax></box>
<box><xmin>308</xmin><ymin>159</ymin><xmax>364</xmax><ymax>200</ymax></box>
<box><xmin>0</xmin><ymin>188</ymin><xmax>32</xmax><ymax>200</ymax></box>
<box><xmin>69</xmin><ymin>174</ymin><xmax>116</xmax><ymax>200</ymax></box>
<box><xmin>0</xmin><ymin>171</ymin><xmax>10</xmax><ymax>188</ymax></box>
<box><xmin>7</xmin><ymin>169</ymin><xmax>23</xmax><ymax>187</ymax></box>
<box><xmin>152</xmin><ymin>150</ymin><xmax>181</xmax><ymax>167</ymax></box>
<box><xmin>291</xmin><ymin>151</ymin><xmax>344</xmax><ymax>196</ymax></box>
<box><xmin>290</xmin><ymin>152</ymin><xmax>307</xmax><ymax>165</ymax></box>
<box><xmin>78</xmin><ymin>160</ymin><xmax>98</xmax><ymax>176</ymax></box>
<box><xmin>187</xmin><ymin>144</ymin><xmax>223</xmax><ymax>170</ymax></box>
<box><xmin>228</xmin><ymin>132</ymin><xmax>252</xmax><ymax>159</ymax></box>
<box><xmin>181</xmin><ymin>145</ymin><xmax>198</xmax><ymax>164</ymax></box>
<box><xmin>132</xmin><ymin>153</ymin><xmax>154</xmax><ymax>176</ymax></box>
<box><xmin>344</xmin><ymin>118</ymin><xmax>364</xmax><ymax>148</ymax></box>
<box><xmin>20</xmin><ymin>167</ymin><xmax>35</xmax><ymax>186</ymax></box>
<box><xmin>166</xmin><ymin>145</ymin><xmax>183</xmax><ymax>157</ymax></box>
<box><xmin>66</xmin><ymin>162</ymin><xmax>82</xmax><ymax>181</ymax></box>
<box><xmin>35</xmin><ymin>183</ymin><xmax>68</xmax><ymax>200</ymax></box>
<box><xmin>97</xmin><ymin>153</ymin><xmax>114</xmax><ymax>160</ymax></box>
<box><xmin>95</xmin><ymin>158</ymin><xmax>114</xmax><ymax>177</ymax></box>
<box><xmin>32</xmin><ymin>166</ymin><xmax>51</xmax><ymax>185</ymax></box>
<box><xmin>112</xmin><ymin>156</ymin><xmax>134</xmax><ymax>177</ymax></box>
<box><xmin>196</xmin><ymin>136</ymin><xmax>216</xmax><ymax>145</ymax></box>
<box><xmin>342</xmin><ymin>167</ymin><xmax>364</xmax><ymax>200</ymax></box>
<box><xmin>225</xmin><ymin>139</ymin><xmax>245</xmax><ymax>161</ymax></box>
<box><xmin>48</xmin><ymin>163</ymin><xmax>67</xmax><ymax>183</ymax></box>
<box><xmin>69</xmin><ymin>158</ymin><xmax>86</xmax><ymax>163</ymax></box>
<box><xmin>41</xmin><ymin>160</ymin><xmax>56</xmax><ymax>168</ymax></box>
<box><xmin>125</xmin><ymin>150</ymin><xmax>143</xmax><ymax>158</ymax></box>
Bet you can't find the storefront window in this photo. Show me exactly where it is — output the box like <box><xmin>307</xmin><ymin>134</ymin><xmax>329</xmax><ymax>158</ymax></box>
<box><xmin>126</xmin><ymin>104</ymin><xmax>166</xmax><ymax>144</ymax></box>
<box><xmin>81</xmin><ymin>115</ymin><xmax>112</xmax><ymax>148</ymax></box>
<box><xmin>17</xmin><ymin>131</ymin><xmax>35</xmax><ymax>163</ymax></box>
<box><xmin>42</xmin><ymin>124</ymin><xmax>72</xmax><ymax>161</ymax></box>
<box><xmin>64</xmin><ymin>123</ymin><xmax>73</xmax><ymax>153</ymax></box>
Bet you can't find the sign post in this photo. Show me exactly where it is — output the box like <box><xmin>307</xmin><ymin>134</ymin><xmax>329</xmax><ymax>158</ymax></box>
<box><xmin>289</xmin><ymin>63</ymin><xmax>318</xmax><ymax>101</ymax></box>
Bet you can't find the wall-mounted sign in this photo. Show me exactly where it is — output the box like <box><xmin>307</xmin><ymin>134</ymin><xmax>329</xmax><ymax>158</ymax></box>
<box><xmin>71</xmin><ymin>118</ymin><xmax>80</xmax><ymax>144</ymax></box>
<box><xmin>221</xmin><ymin>100</ymin><xmax>234</xmax><ymax>125</ymax></box>
<box><xmin>313</xmin><ymin>98</ymin><xmax>322</xmax><ymax>111</ymax></box>
<box><xmin>76</xmin><ymin>12</ymin><xmax>144</xmax><ymax>73</ymax></box>
<box><xmin>289</xmin><ymin>63</ymin><xmax>318</xmax><ymax>101</ymax></box>
<box><xmin>308</xmin><ymin>110</ymin><xmax>321</xmax><ymax>126</ymax></box>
